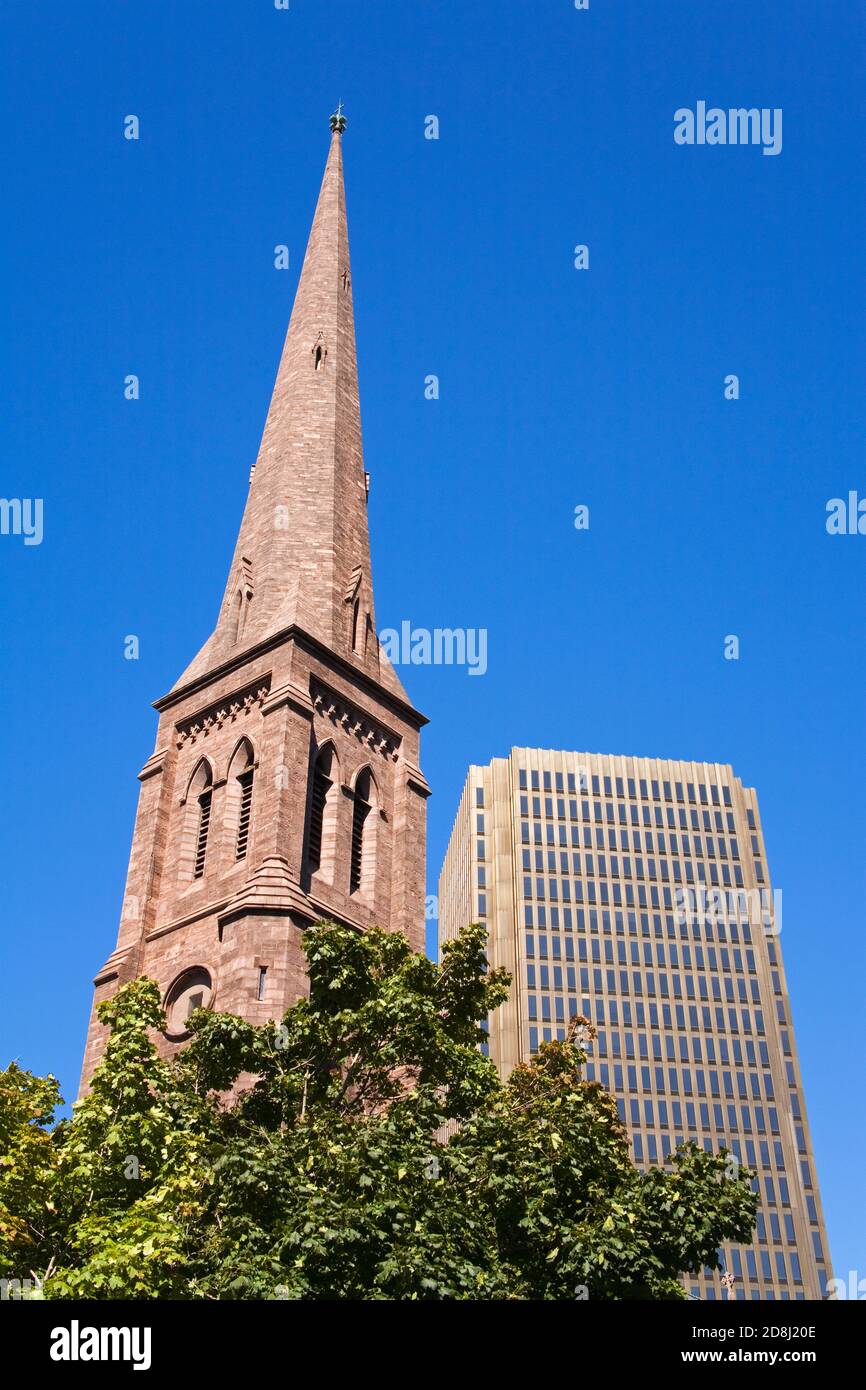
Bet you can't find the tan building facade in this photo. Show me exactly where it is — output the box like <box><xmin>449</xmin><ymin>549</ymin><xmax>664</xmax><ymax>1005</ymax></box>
<box><xmin>439</xmin><ymin>747</ymin><xmax>831</xmax><ymax>1300</ymax></box>
<box><xmin>81</xmin><ymin>114</ymin><xmax>429</xmax><ymax>1088</ymax></box>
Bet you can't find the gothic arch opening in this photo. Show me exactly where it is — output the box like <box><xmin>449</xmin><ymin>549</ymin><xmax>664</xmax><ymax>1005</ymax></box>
<box><xmin>349</xmin><ymin>765</ymin><xmax>378</xmax><ymax>902</ymax></box>
<box><xmin>181</xmin><ymin>758</ymin><xmax>214</xmax><ymax>883</ymax></box>
<box><xmin>307</xmin><ymin>742</ymin><xmax>340</xmax><ymax>883</ymax></box>
<box><xmin>312</xmin><ymin>334</ymin><xmax>327</xmax><ymax>372</ymax></box>
<box><xmin>224</xmin><ymin>738</ymin><xmax>255</xmax><ymax>864</ymax></box>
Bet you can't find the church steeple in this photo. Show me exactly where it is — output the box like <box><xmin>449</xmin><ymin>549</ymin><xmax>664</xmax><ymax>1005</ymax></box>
<box><xmin>80</xmin><ymin>117</ymin><xmax>428</xmax><ymax>1093</ymax></box>
<box><xmin>174</xmin><ymin>112</ymin><xmax>405</xmax><ymax>701</ymax></box>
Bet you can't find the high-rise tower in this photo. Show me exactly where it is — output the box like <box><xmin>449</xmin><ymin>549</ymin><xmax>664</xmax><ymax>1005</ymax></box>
<box><xmin>81</xmin><ymin>113</ymin><xmax>429</xmax><ymax>1086</ymax></box>
<box><xmin>439</xmin><ymin>748</ymin><xmax>831</xmax><ymax>1300</ymax></box>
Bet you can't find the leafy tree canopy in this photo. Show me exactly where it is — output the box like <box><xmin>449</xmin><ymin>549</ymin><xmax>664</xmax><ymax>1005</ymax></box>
<box><xmin>0</xmin><ymin>921</ymin><xmax>755</xmax><ymax>1299</ymax></box>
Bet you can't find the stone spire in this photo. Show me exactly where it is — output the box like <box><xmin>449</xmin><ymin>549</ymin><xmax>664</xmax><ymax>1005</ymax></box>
<box><xmin>173</xmin><ymin>113</ymin><xmax>406</xmax><ymax>702</ymax></box>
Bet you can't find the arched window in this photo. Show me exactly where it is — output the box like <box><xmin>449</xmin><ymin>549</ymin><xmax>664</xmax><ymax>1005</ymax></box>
<box><xmin>307</xmin><ymin>744</ymin><xmax>338</xmax><ymax>880</ymax></box>
<box><xmin>350</xmin><ymin>767</ymin><xmax>376</xmax><ymax>897</ymax></box>
<box><xmin>189</xmin><ymin>761</ymin><xmax>214</xmax><ymax>879</ymax></box>
<box><xmin>312</xmin><ymin>335</ymin><xmax>327</xmax><ymax>372</ymax></box>
<box><xmin>227</xmin><ymin>740</ymin><xmax>255</xmax><ymax>861</ymax></box>
<box><xmin>236</xmin><ymin>767</ymin><xmax>253</xmax><ymax>858</ymax></box>
<box><xmin>164</xmin><ymin>966</ymin><xmax>213</xmax><ymax>1041</ymax></box>
<box><xmin>351</xmin><ymin>597</ymin><xmax>360</xmax><ymax>651</ymax></box>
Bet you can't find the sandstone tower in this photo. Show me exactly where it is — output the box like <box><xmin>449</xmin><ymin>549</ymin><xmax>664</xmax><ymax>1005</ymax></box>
<box><xmin>81</xmin><ymin>112</ymin><xmax>429</xmax><ymax>1087</ymax></box>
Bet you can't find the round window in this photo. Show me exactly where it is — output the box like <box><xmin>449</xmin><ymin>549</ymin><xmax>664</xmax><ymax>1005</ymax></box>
<box><xmin>163</xmin><ymin>966</ymin><xmax>213</xmax><ymax>1040</ymax></box>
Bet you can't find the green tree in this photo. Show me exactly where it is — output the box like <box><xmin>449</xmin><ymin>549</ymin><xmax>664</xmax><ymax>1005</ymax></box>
<box><xmin>0</xmin><ymin>1064</ymin><xmax>64</xmax><ymax>1284</ymax></box>
<box><xmin>0</xmin><ymin>922</ymin><xmax>756</xmax><ymax>1300</ymax></box>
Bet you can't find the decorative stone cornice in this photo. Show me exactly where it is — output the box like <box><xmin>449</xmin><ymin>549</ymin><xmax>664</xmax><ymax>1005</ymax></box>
<box><xmin>175</xmin><ymin>680</ymin><xmax>271</xmax><ymax>749</ymax></box>
<box><xmin>311</xmin><ymin>679</ymin><xmax>401</xmax><ymax>761</ymax></box>
<box><xmin>155</xmin><ymin>623</ymin><xmax>427</xmax><ymax>730</ymax></box>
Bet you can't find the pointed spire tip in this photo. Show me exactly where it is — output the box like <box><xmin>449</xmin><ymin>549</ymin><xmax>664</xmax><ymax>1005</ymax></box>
<box><xmin>329</xmin><ymin>101</ymin><xmax>347</xmax><ymax>134</ymax></box>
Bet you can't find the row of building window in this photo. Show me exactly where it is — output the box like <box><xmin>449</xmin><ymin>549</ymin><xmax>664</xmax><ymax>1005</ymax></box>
<box><xmin>523</xmin><ymin>1022</ymin><xmax>821</xmax><ymax>1239</ymax></box>
<box><xmin>523</xmin><ymin>908</ymin><xmax>759</xmax><ymax>943</ymax></box>
<box><xmin>514</xmin><ymin>769</ymin><xmax>748</xmax><ymax>816</ymax></box>
<box><xmin>520</xmin><ymin>902</ymin><xmax>769</xmax><ymax>940</ymax></box>
<box><xmin>526</xmin><ymin>938</ymin><xmax>759</xmax><ymax>976</ymax></box>
<box><xmin>626</xmin><ymin>1110</ymin><xmax>790</xmax><ymax>1167</ymax></box>
<box><xmin>531</xmin><ymin>1016</ymin><xmax>776</xmax><ymax>1097</ymax></box>
<box><xmin>527</xmin><ymin>937</ymin><xmax>760</xmax><ymax>975</ymax></box>
<box><xmin>525</xmin><ymin>958</ymin><xmax>766</xmax><ymax>1012</ymax></box>
<box><xmin>530</xmin><ymin>1029</ymin><xmax>814</xmax><ymax>1175</ymax></box>
<box><xmin>607</xmin><ymin>1118</ymin><xmax>816</xmax><ymax>1200</ymax></box>
<box><xmin>512</xmin><ymin>799</ymin><xmax>740</xmax><ymax>838</ymax></box>
<box><xmin>522</xmin><ymin>867</ymin><xmax>754</xmax><ymax>901</ymax></box>
<box><xmin>525</xmin><ymin>986</ymin><xmax>777</xmax><ymax>1042</ymax></box>
<box><xmin>518</xmin><ymin>844</ymin><xmax>766</xmax><ymax>879</ymax></box>
<box><xmin>725</xmin><ymin>1247</ymin><xmax>803</xmax><ymax>1286</ymax></box>
<box><xmin>517</xmin><ymin>830</ymin><xmax>747</xmax><ymax>864</ymax></box>
<box><xmin>517</xmin><ymin>842</ymin><xmax>756</xmax><ymax>888</ymax></box>
<box><xmin>698</xmin><ymin>1290</ymin><xmax>806</xmax><ymax>1300</ymax></box>
<box><xmin>617</xmin><ymin>1091</ymin><xmax>783</xmax><ymax>1128</ymax></box>
<box><xmin>532</xmin><ymin>992</ymin><xmax>773</xmax><ymax>1061</ymax></box>
<box><xmin>547</xmin><ymin>997</ymin><xmax>788</xmax><ymax>1055</ymax></box>
<box><xmin>494</xmin><ymin>860</ymin><xmax>766</xmax><ymax>913</ymax></box>
<box><xmin>528</xmin><ymin>1013</ymin><xmax>802</xmax><ymax>1107</ymax></box>
<box><xmin>609</xmin><ymin>1069</ymin><xmax>780</xmax><ymax>1120</ymax></box>
<box><xmin>512</xmin><ymin>806</ymin><xmax>742</xmax><ymax>838</ymax></box>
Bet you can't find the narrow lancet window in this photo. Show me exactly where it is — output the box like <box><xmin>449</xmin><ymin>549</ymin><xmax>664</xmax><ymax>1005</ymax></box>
<box><xmin>194</xmin><ymin>783</ymin><xmax>212</xmax><ymax>879</ymax></box>
<box><xmin>308</xmin><ymin>746</ymin><xmax>334</xmax><ymax>872</ymax></box>
<box><xmin>228</xmin><ymin>740</ymin><xmax>255</xmax><ymax>861</ymax></box>
<box><xmin>350</xmin><ymin>768</ymin><xmax>372</xmax><ymax>895</ymax></box>
<box><xmin>236</xmin><ymin>769</ymin><xmax>253</xmax><ymax>859</ymax></box>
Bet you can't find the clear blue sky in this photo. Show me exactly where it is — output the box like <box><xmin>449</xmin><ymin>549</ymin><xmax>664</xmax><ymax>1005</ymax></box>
<box><xmin>1</xmin><ymin>1</ymin><xmax>863</xmax><ymax>1283</ymax></box>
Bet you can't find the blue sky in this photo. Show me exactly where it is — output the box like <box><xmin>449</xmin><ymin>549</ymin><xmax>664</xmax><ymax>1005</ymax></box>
<box><xmin>1</xmin><ymin>1</ymin><xmax>863</xmax><ymax>1283</ymax></box>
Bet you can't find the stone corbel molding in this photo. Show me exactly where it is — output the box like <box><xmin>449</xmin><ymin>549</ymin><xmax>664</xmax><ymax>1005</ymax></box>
<box><xmin>138</xmin><ymin>748</ymin><xmax>170</xmax><ymax>782</ymax></box>
<box><xmin>402</xmin><ymin>760</ymin><xmax>431</xmax><ymax>799</ymax></box>
<box><xmin>261</xmin><ymin>680</ymin><xmax>315</xmax><ymax>720</ymax></box>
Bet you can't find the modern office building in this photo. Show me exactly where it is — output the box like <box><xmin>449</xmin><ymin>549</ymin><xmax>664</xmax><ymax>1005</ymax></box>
<box><xmin>438</xmin><ymin>747</ymin><xmax>831</xmax><ymax>1299</ymax></box>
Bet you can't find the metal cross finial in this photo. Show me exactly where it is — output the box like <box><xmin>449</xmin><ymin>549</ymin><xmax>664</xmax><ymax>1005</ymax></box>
<box><xmin>330</xmin><ymin>101</ymin><xmax>347</xmax><ymax>134</ymax></box>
